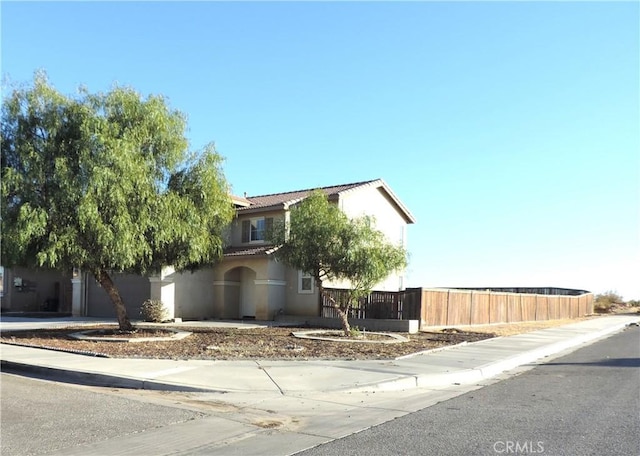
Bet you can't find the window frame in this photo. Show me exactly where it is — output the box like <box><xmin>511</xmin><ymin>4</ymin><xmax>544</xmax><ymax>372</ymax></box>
<box><xmin>249</xmin><ymin>217</ymin><xmax>266</xmax><ymax>243</ymax></box>
<box><xmin>298</xmin><ymin>270</ymin><xmax>314</xmax><ymax>294</ymax></box>
<box><xmin>241</xmin><ymin>216</ymin><xmax>273</xmax><ymax>244</ymax></box>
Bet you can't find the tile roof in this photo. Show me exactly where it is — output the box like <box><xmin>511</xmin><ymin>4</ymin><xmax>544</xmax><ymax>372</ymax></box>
<box><xmin>236</xmin><ymin>178</ymin><xmax>415</xmax><ymax>223</ymax></box>
<box><xmin>223</xmin><ymin>245</ymin><xmax>279</xmax><ymax>258</ymax></box>
<box><xmin>237</xmin><ymin>179</ymin><xmax>378</xmax><ymax>211</ymax></box>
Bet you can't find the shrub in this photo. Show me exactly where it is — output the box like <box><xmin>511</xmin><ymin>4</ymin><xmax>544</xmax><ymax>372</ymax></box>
<box><xmin>594</xmin><ymin>291</ymin><xmax>624</xmax><ymax>313</ymax></box>
<box><xmin>140</xmin><ymin>299</ymin><xmax>168</xmax><ymax>322</ymax></box>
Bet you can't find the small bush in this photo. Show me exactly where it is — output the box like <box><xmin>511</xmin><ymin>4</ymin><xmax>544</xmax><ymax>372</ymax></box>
<box><xmin>140</xmin><ymin>299</ymin><xmax>168</xmax><ymax>322</ymax></box>
<box><xmin>594</xmin><ymin>291</ymin><xmax>624</xmax><ymax>313</ymax></box>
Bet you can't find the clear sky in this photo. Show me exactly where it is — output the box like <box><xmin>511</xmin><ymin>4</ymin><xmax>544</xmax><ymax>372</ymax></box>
<box><xmin>2</xmin><ymin>2</ymin><xmax>638</xmax><ymax>299</ymax></box>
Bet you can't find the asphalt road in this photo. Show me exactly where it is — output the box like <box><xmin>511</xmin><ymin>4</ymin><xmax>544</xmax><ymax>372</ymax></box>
<box><xmin>296</xmin><ymin>325</ymin><xmax>640</xmax><ymax>456</ymax></box>
<box><xmin>2</xmin><ymin>325</ymin><xmax>638</xmax><ymax>456</ymax></box>
<box><xmin>0</xmin><ymin>373</ymin><xmax>207</xmax><ymax>456</ymax></box>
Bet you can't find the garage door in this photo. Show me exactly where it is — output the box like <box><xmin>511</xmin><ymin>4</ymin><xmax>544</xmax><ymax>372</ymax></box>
<box><xmin>86</xmin><ymin>273</ymin><xmax>150</xmax><ymax>318</ymax></box>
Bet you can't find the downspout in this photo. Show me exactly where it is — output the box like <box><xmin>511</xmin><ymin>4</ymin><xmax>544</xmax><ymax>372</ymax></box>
<box><xmin>83</xmin><ymin>272</ymin><xmax>89</xmax><ymax>316</ymax></box>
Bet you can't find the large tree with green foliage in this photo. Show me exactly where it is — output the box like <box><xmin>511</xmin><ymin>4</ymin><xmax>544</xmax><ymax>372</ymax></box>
<box><xmin>1</xmin><ymin>72</ymin><xmax>235</xmax><ymax>330</ymax></box>
<box><xmin>273</xmin><ymin>191</ymin><xmax>407</xmax><ymax>336</ymax></box>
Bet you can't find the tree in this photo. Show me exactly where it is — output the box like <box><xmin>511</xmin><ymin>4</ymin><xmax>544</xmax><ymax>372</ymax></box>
<box><xmin>1</xmin><ymin>72</ymin><xmax>235</xmax><ymax>331</ymax></box>
<box><xmin>272</xmin><ymin>191</ymin><xmax>407</xmax><ymax>336</ymax></box>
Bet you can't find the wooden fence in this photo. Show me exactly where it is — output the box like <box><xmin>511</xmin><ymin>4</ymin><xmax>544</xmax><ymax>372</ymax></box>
<box><xmin>321</xmin><ymin>288</ymin><xmax>421</xmax><ymax>320</ymax></box>
<box><xmin>322</xmin><ymin>287</ymin><xmax>593</xmax><ymax>328</ymax></box>
<box><xmin>420</xmin><ymin>289</ymin><xmax>593</xmax><ymax>327</ymax></box>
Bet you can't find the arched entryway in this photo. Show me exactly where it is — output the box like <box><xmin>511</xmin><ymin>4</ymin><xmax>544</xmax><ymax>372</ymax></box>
<box><xmin>224</xmin><ymin>267</ymin><xmax>257</xmax><ymax>319</ymax></box>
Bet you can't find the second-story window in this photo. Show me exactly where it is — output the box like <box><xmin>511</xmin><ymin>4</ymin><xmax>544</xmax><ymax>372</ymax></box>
<box><xmin>242</xmin><ymin>217</ymin><xmax>273</xmax><ymax>243</ymax></box>
<box><xmin>251</xmin><ymin>218</ymin><xmax>265</xmax><ymax>242</ymax></box>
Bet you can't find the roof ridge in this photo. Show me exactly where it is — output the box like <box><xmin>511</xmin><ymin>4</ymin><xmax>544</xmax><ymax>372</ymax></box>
<box><xmin>246</xmin><ymin>179</ymin><xmax>380</xmax><ymax>199</ymax></box>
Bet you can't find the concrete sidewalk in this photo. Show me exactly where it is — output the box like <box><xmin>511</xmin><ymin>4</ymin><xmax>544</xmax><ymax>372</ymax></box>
<box><xmin>2</xmin><ymin>315</ymin><xmax>638</xmax><ymax>395</ymax></box>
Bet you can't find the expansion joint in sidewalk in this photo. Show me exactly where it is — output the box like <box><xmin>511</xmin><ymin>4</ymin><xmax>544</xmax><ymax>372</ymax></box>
<box><xmin>254</xmin><ymin>361</ymin><xmax>285</xmax><ymax>396</ymax></box>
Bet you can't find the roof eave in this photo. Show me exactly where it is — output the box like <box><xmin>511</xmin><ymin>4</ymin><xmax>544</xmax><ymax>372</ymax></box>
<box><xmin>236</xmin><ymin>204</ymin><xmax>286</xmax><ymax>215</ymax></box>
<box><xmin>336</xmin><ymin>178</ymin><xmax>416</xmax><ymax>224</ymax></box>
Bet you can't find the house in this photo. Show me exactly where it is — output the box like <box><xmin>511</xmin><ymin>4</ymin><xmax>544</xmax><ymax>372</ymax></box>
<box><xmin>211</xmin><ymin>178</ymin><xmax>415</xmax><ymax>320</ymax></box>
<box><xmin>1</xmin><ymin>179</ymin><xmax>415</xmax><ymax>321</ymax></box>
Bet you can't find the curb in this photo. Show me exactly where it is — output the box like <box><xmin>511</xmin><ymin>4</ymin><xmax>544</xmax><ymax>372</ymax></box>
<box><xmin>428</xmin><ymin>318</ymin><xmax>639</xmax><ymax>387</ymax></box>
<box><xmin>348</xmin><ymin>319</ymin><xmax>638</xmax><ymax>393</ymax></box>
<box><xmin>475</xmin><ymin>318</ymin><xmax>640</xmax><ymax>378</ymax></box>
<box><xmin>0</xmin><ymin>359</ymin><xmax>224</xmax><ymax>393</ymax></box>
<box><xmin>3</xmin><ymin>318</ymin><xmax>638</xmax><ymax>395</ymax></box>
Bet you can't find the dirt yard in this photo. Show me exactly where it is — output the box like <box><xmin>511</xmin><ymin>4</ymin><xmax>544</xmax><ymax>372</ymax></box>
<box><xmin>1</xmin><ymin>325</ymin><xmax>494</xmax><ymax>360</ymax></box>
<box><xmin>1</xmin><ymin>315</ymin><xmax>615</xmax><ymax>361</ymax></box>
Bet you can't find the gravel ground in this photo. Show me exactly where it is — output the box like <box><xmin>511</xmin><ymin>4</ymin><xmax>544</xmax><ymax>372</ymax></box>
<box><xmin>0</xmin><ymin>325</ymin><xmax>493</xmax><ymax>360</ymax></box>
<box><xmin>1</xmin><ymin>314</ymin><xmax>622</xmax><ymax>361</ymax></box>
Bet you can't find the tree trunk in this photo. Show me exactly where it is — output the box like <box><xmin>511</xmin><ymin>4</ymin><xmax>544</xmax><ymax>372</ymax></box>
<box><xmin>335</xmin><ymin>306</ymin><xmax>352</xmax><ymax>337</ymax></box>
<box><xmin>321</xmin><ymin>288</ymin><xmax>351</xmax><ymax>336</ymax></box>
<box><xmin>94</xmin><ymin>269</ymin><xmax>134</xmax><ymax>332</ymax></box>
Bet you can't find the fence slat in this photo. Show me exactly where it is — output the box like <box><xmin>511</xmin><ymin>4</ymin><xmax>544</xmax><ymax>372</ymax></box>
<box><xmin>447</xmin><ymin>291</ymin><xmax>472</xmax><ymax>326</ymax></box>
<box><xmin>536</xmin><ymin>296</ymin><xmax>549</xmax><ymax>320</ymax></box>
<box><xmin>490</xmin><ymin>293</ymin><xmax>508</xmax><ymax>323</ymax></box>
<box><xmin>424</xmin><ymin>290</ymin><xmax>449</xmax><ymax>326</ymax></box>
<box><xmin>470</xmin><ymin>291</ymin><xmax>491</xmax><ymax>325</ymax></box>
<box><xmin>507</xmin><ymin>293</ymin><xmax>522</xmax><ymax>322</ymax></box>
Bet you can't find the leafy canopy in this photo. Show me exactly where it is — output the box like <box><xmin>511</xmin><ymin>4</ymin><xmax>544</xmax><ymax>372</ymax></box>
<box><xmin>274</xmin><ymin>190</ymin><xmax>408</xmax><ymax>298</ymax></box>
<box><xmin>1</xmin><ymin>72</ymin><xmax>235</xmax><ymax>275</ymax></box>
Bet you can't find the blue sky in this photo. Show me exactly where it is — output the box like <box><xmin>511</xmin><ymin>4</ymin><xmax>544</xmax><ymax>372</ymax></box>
<box><xmin>2</xmin><ymin>2</ymin><xmax>638</xmax><ymax>299</ymax></box>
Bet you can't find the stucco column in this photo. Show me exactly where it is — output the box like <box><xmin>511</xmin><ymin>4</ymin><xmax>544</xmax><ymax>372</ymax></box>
<box><xmin>71</xmin><ymin>268</ymin><xmax>84</xmax><ymax>316</ymax></box>
<box><xmin>254</xmin><ymin>279</ymin><xmax>287</xmax><ymax>320</ymax></box>
<box><xmin>149</xmin><ymin>267</ymin><xmax>176</xmax><ymax>320</ymax></box>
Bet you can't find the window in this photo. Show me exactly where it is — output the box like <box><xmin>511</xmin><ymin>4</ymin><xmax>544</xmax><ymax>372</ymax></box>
<box><xmin>241</xmin><ymin>217</ymin><xmax>273</xmax><ymax>243</ymax></box>
<box><xmin>251</xmin><ymin>218</ymin><xmax>265</xmax><ymax>242</ymax></box>
<box><xmin>298</xmin><ymin>270</ymin><xmax>314</xmax><ymax>294</ymax></box>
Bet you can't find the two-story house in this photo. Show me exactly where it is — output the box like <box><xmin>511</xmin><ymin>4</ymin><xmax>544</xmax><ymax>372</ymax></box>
<box><xmin>210</xmin><ymin>179</ymin><xmax>415</xmax><ymax>320</ymax></box>
<box><xmin>1</xmin><ymin>179</ymin><xmax>415</xmax><ymax>321</ymax></box>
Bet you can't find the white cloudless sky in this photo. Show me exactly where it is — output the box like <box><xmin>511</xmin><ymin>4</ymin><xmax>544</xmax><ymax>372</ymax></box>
<box><xmin>2</xmin><ymin>2</ymin><xmax>638</xmax><ymax>299</ymax></box>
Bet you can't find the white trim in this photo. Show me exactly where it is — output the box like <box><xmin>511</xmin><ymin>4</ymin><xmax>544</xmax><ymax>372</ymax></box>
<box><xmin>249</xmin><ymin>216</ymin><xmax>266</xmax><ymax>243</ymax></box>
<box><xmin>213</xmin><ymin>281</ymin><xmax>241</xmax><ymax>287</ymax></box>
<box><xmin>148</xmin><ymin>276</ymin><xmax>174</xmax><ymax>284</ymax></box>
<box><xmin>254</xmin><ymin>279</ymin><xmax>287</xmax><ymax>286</ymax></box>
<box><xmin>298</xmin><ymin>271</ymin><xmax>315</xmax><ymax>294</ymax></box>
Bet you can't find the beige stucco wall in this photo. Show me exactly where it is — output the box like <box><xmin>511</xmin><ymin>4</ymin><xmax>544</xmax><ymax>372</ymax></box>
<box><xmin>214</xmin><ymin>257</ymin><xmax>271</xmax><ymax>282</ymax></box>
<box><xmin>333</xmin><ymin>185</ymin><xmax>409</xmax><ymax>291</ymax></box>
<box><xmin>212</xmin><ymin>256</ymin><xmax>289</xmax><ymax>320</ymax></box>
<box><xmin>172</xmin><ymin>268</ymin><xmax>216</xmax><ymax>320</ymax></box>
<box><xmin>283</xmin><ymin>267</ymin><xmax>319</xmax><ymax>316</ymax></box>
